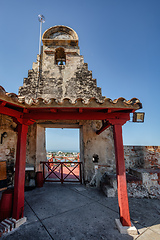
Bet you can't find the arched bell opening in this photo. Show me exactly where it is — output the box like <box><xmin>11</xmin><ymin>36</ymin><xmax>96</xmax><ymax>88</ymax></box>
<box><xmin>55</xmin><ymin>47</ymin><xmax>66</xmax><ymax>65</ymax></box>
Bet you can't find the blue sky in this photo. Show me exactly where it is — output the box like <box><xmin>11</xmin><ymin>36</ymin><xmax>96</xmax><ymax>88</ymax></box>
<box><xmin>0</xmin><ymin>0</ymin><xmax>160</xmax><ymax>151</ymax></box>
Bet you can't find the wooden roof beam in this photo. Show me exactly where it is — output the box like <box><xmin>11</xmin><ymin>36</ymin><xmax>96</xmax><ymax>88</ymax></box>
<box><xmin>0</xmin><ymin>106</ymin><xmax>23</xmax><ymax>118</ymax></box>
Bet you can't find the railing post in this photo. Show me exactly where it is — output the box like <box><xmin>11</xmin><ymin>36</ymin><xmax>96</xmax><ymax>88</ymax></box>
<box><xmin>79</xmin><ymin>163</ymin><xmax>82</xmax><ymax>184</ymax></box>
<box><xmin>42</xmin><ymin>163</ymin><xmax>45</xmax><ymax>180</ymax></box>
<box><xmin>61</xmin><ymin>163</ymin><xmax>63</xmax><ymax>184</ymax></box>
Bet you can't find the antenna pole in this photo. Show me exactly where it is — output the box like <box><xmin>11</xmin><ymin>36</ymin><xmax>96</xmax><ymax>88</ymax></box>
<box><xmin>39</xmin><ymin>20</ymin><xmax>42</xmax><ymax>55</ymax></box>
<box><xmin>36</xmin><ymin>15</ymin><xmax>45</xmax><ymax>99</ymax></box>
<box><xmin>38</xmin><ymin>14</ymin><xmax>45</xmax><ymax>55</ymax></box>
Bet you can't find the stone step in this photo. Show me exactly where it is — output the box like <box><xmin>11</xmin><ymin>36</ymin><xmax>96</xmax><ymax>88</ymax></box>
<box><xmin>102</xmin><ymin>185</ymin><xmax>116</xmax><ymax>197</ymax></box>
<box><xmin>100</xmin><ymin>173</ymin><xmax>117</xmax><ymax>197</ymax></box>
<box><xmin>100</xmin><ymin>173</ymin><xmax>117</xmax><ymax>189</ymax></box>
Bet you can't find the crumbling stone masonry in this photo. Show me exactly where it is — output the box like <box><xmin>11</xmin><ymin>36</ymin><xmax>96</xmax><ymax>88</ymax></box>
<box><xmin>101</xmin><ymin>146</ymin><xmax>160</xmax><ymax>199</ymax></box>
<box><xmin>19</xmin><ymin>26</ymin><xmax>104</xmax><ymax>103</ymax></box>
<box><xmin>18</xmin><ymin>25</ymin><xmax>113</xmax><ymax>184</ymax></box>
<box><xmin>0</xmin><ymin>115</ymin><xmax>17</xmax><ymax>186</ymax></box>
<box><xmin>124</xmin><ymin>146</ymin><xmax>160</xmax><ymax>170</ymax></box>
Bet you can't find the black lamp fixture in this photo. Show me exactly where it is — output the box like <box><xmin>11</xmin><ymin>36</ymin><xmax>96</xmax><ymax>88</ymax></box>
<box><xmin>1</xmin><ymin>132</ymin><xmax>8</xmax><ymax>144</ymax></box>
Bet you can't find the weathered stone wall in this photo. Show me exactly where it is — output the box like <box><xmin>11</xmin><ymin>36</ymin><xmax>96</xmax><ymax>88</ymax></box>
<box><xmin>0</xmin><ymin>114</ymin><xmax>17</xmax><ymax>162</ymax></box>
<box><xmin>26</xmin><ymin>123</ymin><xmax>37</xmax><ymax>166</ymax></box>
<box><xmin>19</xmin><ymin>69</ymin><xmax>38</xmax><ymax>101</ymax></box>
<box><xmin>35</xmin><ymin>125</ymin><xmax>47</xmax><ymax>171</ymax></box>
<box><xmin>26</xmin><ymin>123</ymin><xmax>47</xmax><ymax>171</ymax></box>
<box><xmin>101</xmin><ymin>146</ymin><xmax>160</xmax><ymax>198</ymax></box>
<box><xmin>19</xmin><ymin>59</ymin><xmax>104</xmax><ymax>103</ymax></box>
<box><xmin>81</xmin><ymin>120</ymin><xmax>115</xmax><ymax>185</ymax></box>
<box><xmin>124</xmin><ymin>146</ymin><xmax>160</xmax><ymax>170</ymax></box>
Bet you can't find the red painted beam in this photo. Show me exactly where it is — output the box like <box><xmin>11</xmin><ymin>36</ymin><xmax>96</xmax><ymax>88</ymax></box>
<box><xmin>113</xmin><ymin>124</ymin><xmax>131</xmax><ymax>226</ymax></box>
<box><xmin>96</xmin><ymin>112</ymin><xmax>130</xmax><ymax>135</ymax></box>
<box><xmin>79</xmin><ymin>108</ymin><xmax>83</xmax><ymax>113</ymax></box>
<box><xmin>13</xmin><ymin>117</ymin><xmax>35</xmax><ymax>126</ymax></box>
<box><xmin>24</xmin><ymin>112</ymin><xmax>108</xmax><ymax>120</ymax></box>
<box><xmin>24</xmin><ymin>110</ymin><xmax>132</xmax><ymax>121</ymax></box>
<box><xmin>12</xmin><ymin>123</ymin><xmax>28</xmax><ymax>220</ymax></box>
<box><xmin>0</xmin><ymin>106</ymin><xmax>22</xmax><ymax>118</ymax></box>
<box><xmin>0</xmin><ymin>101</ymin><xmax>7</xmax><ymax>107</ymax></box>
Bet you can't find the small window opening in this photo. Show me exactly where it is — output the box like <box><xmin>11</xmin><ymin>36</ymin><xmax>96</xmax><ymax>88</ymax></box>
<box><xmin>55</xmin><ymin>48</ymin><xmax>66</xmax><ymax>65</ymax></box>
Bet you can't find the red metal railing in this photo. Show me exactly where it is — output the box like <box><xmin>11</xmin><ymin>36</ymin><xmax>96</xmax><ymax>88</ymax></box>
<box><xmin>40</xmin><ymin>161</ymin><xmax>82</xmax><ymax>184</ymax></box>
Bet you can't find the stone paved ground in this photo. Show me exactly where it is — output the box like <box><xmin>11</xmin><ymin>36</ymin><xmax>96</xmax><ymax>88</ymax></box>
<box><xmin>1</xmin><ymin>183</ymin><xmax>160</xmax><ymax>240</ymax></box>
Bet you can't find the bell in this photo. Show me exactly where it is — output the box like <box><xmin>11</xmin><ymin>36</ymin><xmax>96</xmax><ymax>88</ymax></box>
<box><xmin>59</xmin><ymin>60</ymin><xmax>64</xmax><ymax>65</ymax></box>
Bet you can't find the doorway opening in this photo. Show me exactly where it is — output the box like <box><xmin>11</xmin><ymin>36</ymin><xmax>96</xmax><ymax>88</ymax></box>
<box><xmin>43</xmin><ymin>128</ymin><xmax>82</xmax><ymax>183</ymax></box>
<box><xmin>46</xmin><ymin>128</ymin><xmax>79</xmax><ymax>153</ymax></box>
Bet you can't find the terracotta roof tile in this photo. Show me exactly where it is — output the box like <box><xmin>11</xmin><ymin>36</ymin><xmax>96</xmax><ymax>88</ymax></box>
<box><xmin>0</xmin><ymin>86</ymin><xmax>142</xmax><ymax>110</ymax></box>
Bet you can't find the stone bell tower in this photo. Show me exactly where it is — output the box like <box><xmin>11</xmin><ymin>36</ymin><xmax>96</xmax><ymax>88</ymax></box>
<box><xmin>18</xmin><ymin>26</ymin><xmax>115</xmax><ymax>184</ymax></box>
<box><xmin>19</xmin><ymin>25</ymin><xmax>104</xmax><ymax>103</ymax></box>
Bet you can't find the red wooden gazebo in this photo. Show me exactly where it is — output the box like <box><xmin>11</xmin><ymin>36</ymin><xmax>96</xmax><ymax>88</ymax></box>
<box><xmin>0</xmin><ymin>85</ymin><xmax>142</xmax><ymax>227</ymax></box>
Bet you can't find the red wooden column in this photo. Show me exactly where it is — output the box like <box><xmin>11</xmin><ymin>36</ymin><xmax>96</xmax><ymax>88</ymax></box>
<box><xmin>113</xmin><ymin>123</ymin><xmax>131</xmax><ymax>226</ymax></box>
<box><xmin>12</xmin><ymin>123</ymin><xmax>28</xmax><ymax>220</ymax></box>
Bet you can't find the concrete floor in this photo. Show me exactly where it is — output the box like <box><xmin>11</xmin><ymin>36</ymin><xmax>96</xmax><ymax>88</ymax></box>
<box><xmin>1</xmin><ymin>183</ymin><xmax>160</xmax><ymax>240</ymax></box>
